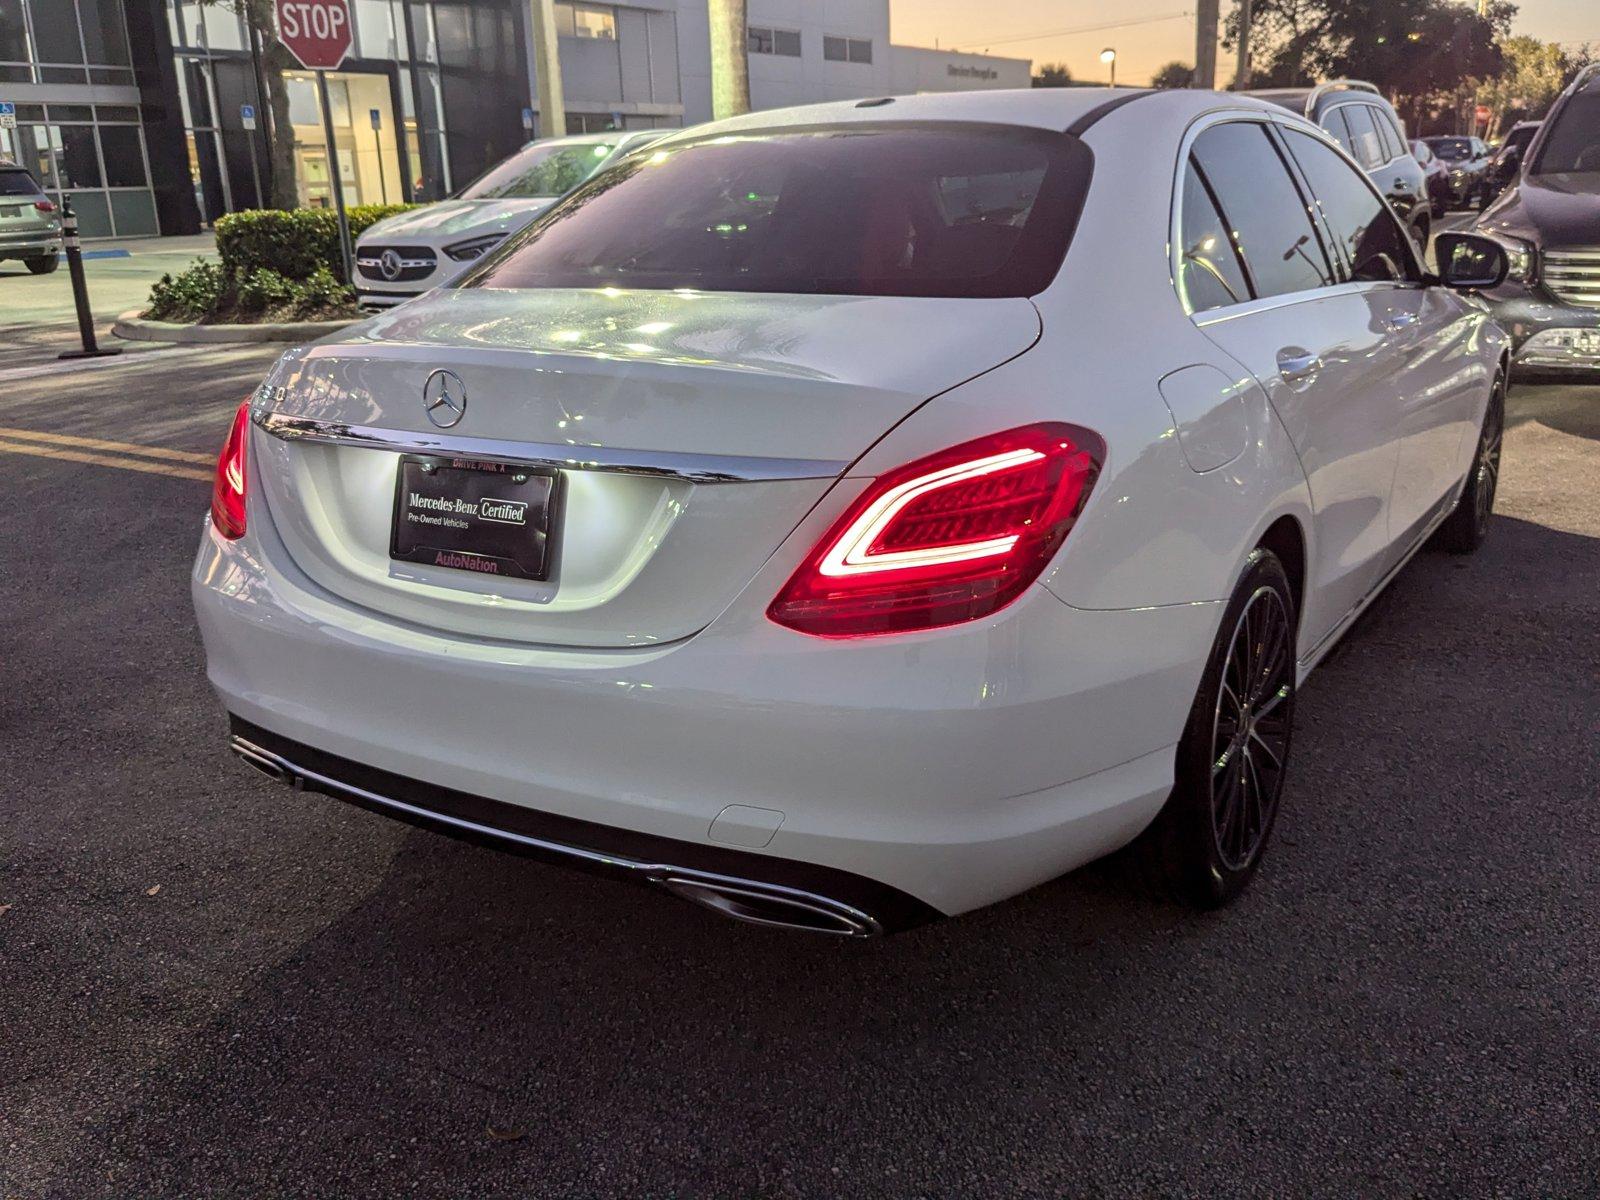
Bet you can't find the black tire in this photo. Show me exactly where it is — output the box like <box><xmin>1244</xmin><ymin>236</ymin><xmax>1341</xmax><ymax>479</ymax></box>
<box><xmin>24</xmin><ymin>254</ymin><xmax>58</xmax><ymax>275</ymax></box>
<box><xmin>1431</xmin><ymin>369</ymin><xmax>1505</xmax><ymax>554</ymax></box>
<box><xmin>1132</xmin><ymin>549</ymin><xmax>1298</xmax><ymax>908</ymax></box>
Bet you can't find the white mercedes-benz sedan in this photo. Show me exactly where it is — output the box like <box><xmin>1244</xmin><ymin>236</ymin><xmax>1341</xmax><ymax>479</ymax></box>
<box><xmin>194</xmin><ymin>88</ymin><xmax>1513</xmax><ymax>937</ymax></box>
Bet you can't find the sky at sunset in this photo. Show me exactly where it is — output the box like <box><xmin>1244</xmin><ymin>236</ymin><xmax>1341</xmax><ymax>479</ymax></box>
<box><xmin>889</xmin><ymin>0</ymin><xmax>1600</xmax><ymax>88</ymax></box>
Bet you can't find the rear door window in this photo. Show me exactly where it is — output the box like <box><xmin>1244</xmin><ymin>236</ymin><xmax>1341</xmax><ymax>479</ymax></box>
<box><xmin>1283</xmin><ymin>129</ymin><xmax>1416</xmax><ymax>284</ymax></box>
<box><xmin>1189</xmin><ymin>122</ymin><xmax>1335</xmax><ymax>300</ymax></box>
<box><xmin>1177</xmin><ymin>160</ymin><xmax>1252</xmax><ymax>313</ymax></box>
<box><xmin>468</xmin><ymin>125</ymin><xmax>1092</xmax><ymax>298</ymax></box>
<box><xmin>1373</xmin><ymin>108</ymin><xmax>1405</xmax><ymax>163</ymax></box>
<box><xmin>1339</xmin><ymin>105</ymin><xmax>1384</xmax><ymax>169</ymax></box>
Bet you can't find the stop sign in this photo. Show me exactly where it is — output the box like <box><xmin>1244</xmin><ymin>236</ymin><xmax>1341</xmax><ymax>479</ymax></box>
<box><xmin>1475</xmin><ymin>104</ymin><xmax>1492</xmax><ymax>123</ymax></box>
<box><xmin>276</xmin><ymin>0</ymin><xmax>352</xmax><ymax>71</ymax></box>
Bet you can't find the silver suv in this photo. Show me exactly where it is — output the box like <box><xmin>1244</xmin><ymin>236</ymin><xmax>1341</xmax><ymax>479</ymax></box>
<box><xmin>0</xmin><ymin>163</ymin><xmax>62</xmax><ymax>274</ymax></box>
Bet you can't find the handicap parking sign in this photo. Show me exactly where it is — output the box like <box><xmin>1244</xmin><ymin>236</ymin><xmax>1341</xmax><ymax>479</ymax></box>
<box><xmin>0</xmin><ymin>102</ymin><xmax>16</xmax><ymax>130</ymax></box>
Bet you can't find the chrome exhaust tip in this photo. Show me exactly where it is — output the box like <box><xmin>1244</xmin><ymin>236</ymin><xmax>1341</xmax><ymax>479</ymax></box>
<box><xmin>229</xmin><ymin>737</ymin><xmax>290</xmax><ymax>785</ymax></box>
<box><xmin>658</xmin><ymin>876</ymin><xmax>881</xmax><ymax>937</ymax></box>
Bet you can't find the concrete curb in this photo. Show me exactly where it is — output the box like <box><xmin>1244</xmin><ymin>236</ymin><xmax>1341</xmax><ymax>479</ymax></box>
<box><xmin>112</xmin><ymin>310</ymin><xmax>358</xmax><ymax>344</ymax></box>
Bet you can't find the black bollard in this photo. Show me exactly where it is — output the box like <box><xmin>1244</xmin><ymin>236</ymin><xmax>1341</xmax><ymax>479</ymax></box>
<box><xmin>58</xmin><ymin>196</ymin><xmax>122</xmax><ymax>361</ymax></box>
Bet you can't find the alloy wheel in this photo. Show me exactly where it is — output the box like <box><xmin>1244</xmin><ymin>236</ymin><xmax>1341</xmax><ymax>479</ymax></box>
<box><xmin>1209</xmin><ymin>586</ymin><xmax>1293</xmax><ymax>872</ymax></box>
<box><xmin>1474</xmin><ymin>381</ymin><xmax>1504</xmax><ymax>532</ymax></box>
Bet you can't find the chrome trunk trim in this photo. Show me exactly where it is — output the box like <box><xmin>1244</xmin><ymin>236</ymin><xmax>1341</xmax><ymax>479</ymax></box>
<box><xmin>252</xmin><ymin>410</ymin><xmax>850</xmax><ymax>484</ymax></box>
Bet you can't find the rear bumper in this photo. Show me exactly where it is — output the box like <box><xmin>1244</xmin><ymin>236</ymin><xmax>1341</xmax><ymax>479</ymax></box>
<box><xmin>194</xmin><ymin>508</ymin><xmax>1208</xmax><ymax>922</ymax></box>
<box><xmin>229</xmin><ymin>715</ymin><xmax>935</xmax><ymax>935</ymax></box>
<box><xmin>0</xmin><ymin>233</ymin><xmax>60</xmax><ymax>258</ymax></box>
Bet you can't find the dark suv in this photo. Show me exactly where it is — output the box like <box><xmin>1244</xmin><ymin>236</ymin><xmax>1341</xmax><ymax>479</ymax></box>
<box><xmin>1246</xmin><ymin>81</ymin><xmax>1431</xmax><ymax>246</ymax></box>
<box><xmin>1421</xmin><ymin>135</ymin><xmax>1492</xmax><ymax>207</ymax></box>
<box><xmin>1474</xmin><ymin>64</ymin><xmax>1600</xmax><ymax>374</ymax></box>
<box><xmin>1481</xmin><ymin>121</ymin><xmax>1540</xmax><ymax>207</ymax></box>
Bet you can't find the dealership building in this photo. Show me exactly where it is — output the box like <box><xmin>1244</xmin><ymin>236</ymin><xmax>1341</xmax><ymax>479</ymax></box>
<box><xmin>0</xmin><ymin>0</ymin><xmax>1029</xmax><ymax>239</ymax></box>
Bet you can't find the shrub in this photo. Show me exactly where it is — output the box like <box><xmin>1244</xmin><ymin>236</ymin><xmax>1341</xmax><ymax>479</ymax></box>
<box><xmin>215</xmin><ymin>204</ymin><xmax>415</xmax><ymax>283</ymax></box>
<box><xmin>145</xmin><ymin>259</ymin><xmax>226</xmax><ymax>322</ymax></box>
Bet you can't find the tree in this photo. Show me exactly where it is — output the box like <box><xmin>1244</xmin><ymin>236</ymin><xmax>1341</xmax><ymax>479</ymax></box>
<box><xmin>1474</xmin><ymin>36</ymin><xmax>1591</xmax><ymax>138</ymax></box>
<box><xmin>200</xmin><ymin>0</ymin><xmax>299</xmax><ymax>210</ymax></box>
<box><xmin>1032</xmin><ymin>63</ymin><xmax>1074</xmax><ymax>88</ymax></box>
<box><xmin>1222</xmin><ymin>0</ymin><xmax>1512</xmax><ymax>111</ymax></box>
<box><xmin>1151</xmin><ymin>61</ymin><xmax>1193</xmax><ymax>88</ymax></box>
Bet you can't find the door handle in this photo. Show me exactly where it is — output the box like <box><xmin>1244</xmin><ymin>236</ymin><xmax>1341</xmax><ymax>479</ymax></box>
<box><xmin>1277</xmin><ymin>348</ymin><xmax>1322</xmax><ymax>383</ymax></box>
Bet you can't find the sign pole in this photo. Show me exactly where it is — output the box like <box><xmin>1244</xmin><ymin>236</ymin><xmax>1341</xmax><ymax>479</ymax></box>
<box><xmin>371</xmin><ymin>108</ymin><xmax>388</xmax><ymax>205</ymax></box>
<box><xmin>317</xmin><ymin>69</ymin><xmax>355</xmax><ymax>284</ymax></box>
<box><xmin>242</xmin><ymin>106</ymin><xmax>264</xmax><ymax>209</ymax></box>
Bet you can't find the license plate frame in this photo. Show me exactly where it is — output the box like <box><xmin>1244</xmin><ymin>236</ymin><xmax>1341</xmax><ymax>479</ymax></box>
<box><xmin>390</xmin><ymin>455</ymin><xmax>560</xmax><ymax>582</ymax></box>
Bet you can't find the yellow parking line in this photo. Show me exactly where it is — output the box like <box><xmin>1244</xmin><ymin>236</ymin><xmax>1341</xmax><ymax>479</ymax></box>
<box><xmin>0</xmin><ymin>425</ymin><xmax>214</xmax><ymax>465</ymax></box>
<box><xmin>0</xmin><ymin>438</ymin><xmax>211</xmax><ymax>482</ymax></box>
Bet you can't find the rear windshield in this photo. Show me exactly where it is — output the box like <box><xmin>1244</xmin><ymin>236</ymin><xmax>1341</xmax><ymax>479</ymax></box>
<box><xmin>1532</xmin><ymin>93</ymin><xmax>1600</xmax><ymax>174</ymax></box>
<box><xmin>0</xmin><ymin>168</ymin><xmax>41</xmax><ymax>197</ymax></box>
<box><xmin>465</xmin><ymin>125</ymin><xmax>1090</xmax><ymax>298</ymax></box>
<box><xmin>460</xmin><ymin>140</ymin><xmax>614</xmax><ymax>200</ymax></box>
<box><xmin>1427</xmin><ymin>137</ymin><xmax>1473</xmax><ymax>160</ymax></box>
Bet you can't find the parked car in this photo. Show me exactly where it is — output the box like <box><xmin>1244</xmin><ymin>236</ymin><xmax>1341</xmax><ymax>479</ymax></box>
<box><xmin>0</xmin><ymin>162</ymin><xmax>61</xmax><ymax>274</ymax></box>
<box><xmin>197</xmin><ymin>88</ymin><xmax>1510</xmax><ymax>937</ymax></box>
<box><xmin>1245</xmin><ymin>81</ymin><xmax>1432</xmax><ymax>246</ymax></box>
<box><xmin>353</xmin><ymin>128</ymin><xmax>670</xmax><ymax>308</ymax></box>
<box><xmin>1411</xmin><ymin>138</ymin><xmax>1452</xmax><ymax>217</ymax></box>
<box><xmin>1480</xmin><ymin>120</ymin><xmax>1540</xmax><ymax>206</ymax></box>
<box><xmin>1421</xmin><ymin>135</ymin><xmax>1492</xmax><ymax>207</ymax></box>
<box><xmin>1474</xmin><ymin>64</ymin><xmax>1600</xmax><ymax>374</ymax></box>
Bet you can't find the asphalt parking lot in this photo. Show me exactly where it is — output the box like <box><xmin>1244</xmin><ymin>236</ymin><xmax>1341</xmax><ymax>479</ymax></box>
<box><xmin>2</xmin><ymin>321</ymin><xmax>1598</xmax><ymax>1196</ymax></box>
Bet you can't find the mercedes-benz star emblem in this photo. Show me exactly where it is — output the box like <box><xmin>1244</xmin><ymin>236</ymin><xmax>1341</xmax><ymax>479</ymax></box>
<box><xmin>379</xmin><ymin>248</ymin><xmax>403</xmax><ymax>281</ymax></box>
<box><xmin>422</xmin><ymin>369</ymin><xmax>467</xmax><ymax>428</ymax></box>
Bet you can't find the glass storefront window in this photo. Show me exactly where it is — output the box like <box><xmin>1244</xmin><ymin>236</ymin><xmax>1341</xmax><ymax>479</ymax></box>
<box><xmin>0</xmin><ymin>0</ymin><xmax>28</xmax><ymax>64</ymax></box>
<box><xmin>29</xmin><ymin>0</ymin><xmax>85</xmax><ymax>65</ymax></box>
<box><xmin>56</xmin><ymin>125</ymin><xmax>103</xmax><ymax>188</ymax></box>
<box><xmin>99</xmin><ymin>126</ymin><xmax>146</xmax><ymax>188</ymax></box>
<box><xmin>555</xmin><ymin>3</ymin><xmax>616</xmax><ymax>39</ymax></box>
<box><xmin>78</xmin><ymin>0</ymin><xmax>132</xmax><ymax>66</ymax></box>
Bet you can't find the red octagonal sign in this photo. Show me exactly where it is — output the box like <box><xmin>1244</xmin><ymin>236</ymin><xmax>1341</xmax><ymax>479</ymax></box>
<box><xmin>276</xmin><ymin>0</ymin><xmax>352</xmax><ymax>71</ymax></box>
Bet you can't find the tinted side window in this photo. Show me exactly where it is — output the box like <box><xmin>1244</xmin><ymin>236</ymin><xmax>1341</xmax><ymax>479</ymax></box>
<box><xmin>1283</xmin><ymin>129</ymin><xmax>1415</xmax><ymax>284</ymax></box>
<box><xmin>1177</xmin><ymin>160</ymin><xmax>1252</xmax><ymax>313</ymax></box>
<box><xmin>1190</xmin><ymin>122</ymin><xmax>1334</xmax><ymax>299</ymax></box>
<box><xmin>1340</xmin><ymin>104</ymin><xmax>1383</xmax><ymax>168</ymax></box>
<box><xmin>1373</xmin><ymin>108</ymin><xmax>1405</xmax><ymax>162</ymax></box>
<box><xmin>1321</xmin><ymin>108</ymin><xmax>1355</xmax><ymax>156</ymax></box>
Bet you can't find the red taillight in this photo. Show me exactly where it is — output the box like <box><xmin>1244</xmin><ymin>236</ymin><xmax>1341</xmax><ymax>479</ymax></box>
<box><xmin>34</xmin><ymin>199</ymin><xmax>55</xmax><ymax>214</ymax></box>
<box><xmin>768</xmin><ymin>422</ymin><xmax>1104</xmax><ymax>638</ymax></box>
<box><xmin>211</xmin><ymin>400</ymin><xmax>250</xmax><ymax>540</ymax></box>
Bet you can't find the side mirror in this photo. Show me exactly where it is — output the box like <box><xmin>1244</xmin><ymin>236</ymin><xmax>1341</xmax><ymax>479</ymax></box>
<box><xmin>1433</xmin><ymin>232</ymin><xmax>1509</xmax><ymax>290</ymax></box>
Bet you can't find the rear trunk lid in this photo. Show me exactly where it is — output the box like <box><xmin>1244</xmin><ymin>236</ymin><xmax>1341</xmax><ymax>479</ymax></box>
<box><xmin>250</xmin><ymin>286</ymin><xmax>1039</xmax><ymax>647</ymax></box>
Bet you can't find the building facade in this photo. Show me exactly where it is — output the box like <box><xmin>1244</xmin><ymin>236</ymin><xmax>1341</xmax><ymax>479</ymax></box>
<box><xmin>0</xmin><ymin>0</ymin><xmax>1028</xmax><ymax>239</ymax></box>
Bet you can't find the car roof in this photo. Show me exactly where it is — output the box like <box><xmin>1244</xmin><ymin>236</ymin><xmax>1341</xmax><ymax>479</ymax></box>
<box><xmin>645</xmin><ymin>87</ymin><xmax>1296</xmax><ymax>150</ymax></box>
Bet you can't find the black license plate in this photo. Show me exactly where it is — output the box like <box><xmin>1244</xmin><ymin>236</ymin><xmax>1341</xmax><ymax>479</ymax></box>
<box><xmin>391</xmin><ymin>455</ymin><xmax>558</xmax><ymax>581</ymax></box>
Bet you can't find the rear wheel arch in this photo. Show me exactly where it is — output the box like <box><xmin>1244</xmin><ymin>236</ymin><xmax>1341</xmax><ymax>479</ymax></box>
<box><xmin>1256</xmin><ymin>515</ymin><xmax>1306</xmax><ymax>621</ymax></box>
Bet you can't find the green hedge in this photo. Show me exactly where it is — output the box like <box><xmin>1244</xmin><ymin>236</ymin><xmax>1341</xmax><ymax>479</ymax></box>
<box><xmin>215</xmin><ymin>204</ymin><xmax>416</xmax><ymax>283</ymax></box>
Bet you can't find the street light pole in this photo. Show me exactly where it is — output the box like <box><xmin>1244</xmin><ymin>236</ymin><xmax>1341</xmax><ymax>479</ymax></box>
<box><xmin>528</xmin><ymin>0</ymin><xmax>566</xmax><ymax>138</ymax></box>
<box><xmin>1194</xmin><ymin>0</ymin><xmax>1219</xmax><ymax>89</ymax></box>
<box><xmin>1236</xmin><ymin>0</ymin><xmax>1253</xmax><ymax>91</ymax></box>
<box><xmin>1100</xmin><ymin>47</ymin><xmax>1117</xmax><ymax>88</ymax></box>
<box><xmin>709</xmin><ymin>0</ymin><xmax>750</xmax><ymax>120</ymax></box>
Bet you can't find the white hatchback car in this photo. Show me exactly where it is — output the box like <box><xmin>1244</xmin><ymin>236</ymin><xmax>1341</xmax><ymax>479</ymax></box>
<box><xmin>352</xmin><ymin>128</ymin><xmax>668</xmax><ymax>308</ymax></box>
<box><xmin>195</xmin><ymin>88</ymin><xmax>1512</xmax><ymax>936</ymax></box>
